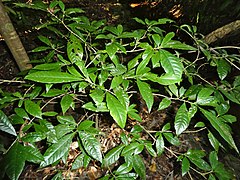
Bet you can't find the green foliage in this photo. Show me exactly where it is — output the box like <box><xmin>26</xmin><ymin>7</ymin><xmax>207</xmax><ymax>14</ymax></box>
<box><xmin>0</xmin><ymin>0</ymin><xmax>239</xmax><ymax>179</ymax></box>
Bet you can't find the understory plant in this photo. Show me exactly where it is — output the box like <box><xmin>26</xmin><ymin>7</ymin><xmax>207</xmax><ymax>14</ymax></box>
<box><xmin>0</xmin><ymin>1</ymin><xmax>240</xmax><ymax>179</ymax></box>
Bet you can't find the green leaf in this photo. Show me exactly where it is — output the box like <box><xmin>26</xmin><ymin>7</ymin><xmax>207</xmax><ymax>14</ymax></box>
<box><xmin>0</xmin><ymin>110</ymin><xmax>17</xmax><ymax>136</ymax></box>
<box><xmin>24</xmin><ymin>100</ymin><xmax>42</xmax><ymax>119</ymax></box>
<box><xmin>182</xmin><ymin>157</ymin><xmax>190</xmax><ymax>176</ymax></box>
<box><xmin>111</xmin><ymin>76</ymin><xmax>123</xmax><ymax>89</ymax></box>
<box><xmin>200</xmin><ymin>108</ymin><xmax>238</xmax><ymax>153</ymax></box>
<box><xmin>71</xmin><ymin>154</ymin><xmax>84</xmax><ymax>170</ymax></box>
<box><xmin>163</xmin><ymin>40</ymin><xmax>197</xmax><ymax>50</ymax></box>
<box><xmin>209</xmin><ymin>151</ymin><xmax>218</xmax><ymax>170</ymax></box>
<box><xmin>33</xmin><ymin>62</ymin><xmax>62</xmax><ymax>71</ymax></box>
<box><xmin>38</xmin><ymin>35</ymin><xmax>51</xmax><ymax>46</ymax></box>
<box><xmin>163</xmin><ymin>132</ymin><xmax>180</xmax><ymax>146</ymax></box>
<box><xmin>168</xmin><ymin>84</ymin><xmax>179</xmax><ymax>97</ymax></box>
<box><xmin>145</xmin><ymin>143</ymin><xmax>157</xmax><ymax>157</ymax></box>
<box><xmin>106</xmin><ymin>43</ymin><xmax>118</xmax><ymax>60</ymax></box>
<box><xmin>57</xmin><ymin>115</ymin><xmax>76</xmax><ymax>125</ymax></box>
<box><xmin>152</xmin><ymin>34</ymin><xmax>162</xmax><ymax>46</ymax></box>
<box><xmin>156</xmin><ymin>133</ymin><xmax>164</xmax><ymax>155</ymax></box>
<box><xmin>217</xmin><ymin>59</ymin><xmax>231</xmax><ymax>80</ymax></box>
<box><xmin>78</xmin><ymin>131</ymin><xmax>102</xmax><ymax>163</ymax></box>
<box><xmin>188</xmin><ymin>156</ymin><xmax>211</xmax><ymax>171</ymax></box>
<box><xmin>208</xmin><ymin>131</ymin><xmax>220</xmax><ymax>152</ymax></box>
<box><xmin>61</xmin><ymin>94</ymin><xmax>74</xmax><ymax>114</ymax></box>
<box><xmin>21</xmin><ymin>132</ymin><xmax>46</xmax><ymax>142</ymax></box>
<box><xmin>136</xmin><ymin>48</ymin><xmax>153</xmax><ymax>75</ymax></box>
<box><xmin>161</xmin><ymin>32</ymin><xmax>175</xmax><ymax>46</ymax></box>
<box><xmin>158</xmin><ymin>97</ymin><xmax>171</xmax><ymax>110</ymax></box>
<box><xmin>106</xmin><ymin>92</ymin><xmax>127</xmax><ymax>128</ymax></box>
<box><xmin>103</xmin><ymin>145</ymin><xmax>125</xmax><ymax>167</ymax></box>
<box><xmin>132</xmin><ymin>154</ymin><xmax>146</xmax><ymax>180</ymax></box>
<box><xmin>137</xmin><ymin>80</ymin><xmax>154</xmax><ymax>113</ymax></box>
<box><xmin>65</xmin><ymin>8</ymin><xmax>84</xmax><ymax>14</ymax></box>
<box><xmin>90</xmin><ymin>89</ymin><xmax>105</xmax><ymax>105</ymax></box>
<box><xmin>122</xmin><ymin>142</ymin><xmax>144</xmax><ymax>156</ymax></box>
<box><xmin>25</xmin><ymin>71</ymin><xmax>82</xmax><ymax>83</ymax></box>
<box><xmin>40</xmin><ymin>133</ymin><xmax>74</xmax><ymax>167</ymax></box>
<box><xmin>160</xmin><ymin>50</ymin><xmax>183</xmax><ymax>77</ymax></box>
<box><xmin>3</xmin><ymin>142</ymin><xmax>26</xmax><ymax>180</ymax></box>
<box><xmin>197</xmin><ymin>88</ymin><xmax>218</xmax><ymax>106</ymax></box>
<box><xmin>23</xmin><ymin>145</ymin><xmax>44</xmax><ymax>163</ymax></box>
<box><xmin>31</xmin><ymin>46</ymin><xmax>51</xmax><ymax>52</ymax></box>
<box><xmin>174</xmin><ymin>103</ymin><xmax>190</xmax><ymax>135</ymax></box>
<box><xmin>115</xmin><ymin>162</ymin><xmax>132</xmax><ymax>175</ymax></box>
<box><xmin>78</xmin><ymin>120</ymin><xmax>95</xmax><ymax>131</ymax></box>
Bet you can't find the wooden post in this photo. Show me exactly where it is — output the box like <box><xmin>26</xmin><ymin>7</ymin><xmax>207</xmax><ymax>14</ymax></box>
<box><xmin>0</xmin><ymin>0</ymin><xmax>32</xmax><ymax>71</ymax></box>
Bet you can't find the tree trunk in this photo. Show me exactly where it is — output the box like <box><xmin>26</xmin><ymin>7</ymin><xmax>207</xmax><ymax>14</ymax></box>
<box><xmin>0</xmin><ymin>0</ymin><xmax>32</xmax><ymax>71</ymax></box>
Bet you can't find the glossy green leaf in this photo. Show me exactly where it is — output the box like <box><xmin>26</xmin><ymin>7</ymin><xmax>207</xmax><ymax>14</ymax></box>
<box><xmin>90</xmin><ymin>89</ymin><xmax>105</xmax><ymax>105</ymax></box>
<box><xmin>38</xmin><ymin>35</ymin><xmax>51</xmax><ymax>46</ymax></box>
<box><xmin>174</xmin><ymin>103</ymin><xmax>190</xmax><ymax>135</ymax></box>
<box><xmin>3</xmin><ymin>142</ymin><xmax>26</xmax><ymax>180</ymax></box>
<box><xmin>188</xmin><ymin>156</ymin><xmax>211</xmax><ymax>171</ymax></box>
<box><xmin>61</xmin><ymin>94</ymin><xmax>73</xmax><ymax>114</ymax></box>
<box><xmin>163</xmin><ymin>40</ymin><xmax>197</xmax><ymax>50</ymax></box>
<box><xmin>40</xmin><ymin>133</ymin><xmax>74</xmax><ymax>167</ymax></box>
<box><xmin>71</xmin><ymin>154</ymin><xmax>84</xmax><ymax>170</ymax></box>
<box><xmin>145</xmin><ymin>143</ymin><xmax>157</xmax><ymax>157</ymax></box>
<box><xmin>169</xmin><ymin>84</ymin><xmax>178</xmax><ymax>97</ymax></box>
<box><xmin>21</xmin><ymin>132</ymin><xmax>46</xmax><ymax>142</ymax></box>
<box><xmin>24</xmin><ymin>100</ymin><xmax>42</xmax><ymax>119</ymax></box>
<box><xmin>136</xmin><ymin>48</ymin><xmax>153</xmax><ymax>75</ymax></box>
<box><xmin>156</xmin><ymin>133</ymin><xmax>164</xmax><ymax>155</ymax></box>
<box><xmin>106</xmin><ymin>92</ymin><xmax>127</xmax><ymax>128</ymax></box>
<box><xmin>110</xmin><ymin>76</ymin><xmax>123</xmax><ymax>89</ymax></box>
<box><xmin>65</xmin><ymin>8</ymin><xmax>85</xmax><ymax>14</ymax></box>
<box><xmin>23</xmin><ymin>145</ymin><xmax>44</xmax><ymax>163</ymax></box>
<box><xmin>208</xmin><ymin>131</ymin><xmax>220</xmax><ymax>152</ymax></box>
<box><xmin>33</xmin><ymin>62</ymin><xmax>61</xmax><ymax>71</ymax></box>
<box><xmin>160</xmin><ymin>50</ymin><xmax>183</xmax><ymax>76</ymax></box>
<box><xmin>106</xmin><ymin>43</ymin><xmax>118</xmax><ymax>60</ymax></box>
<box><xmin>217</xmin><ymin>59</ymin><xmax>231</xmax><ymax>80</ymax></box>
<box><xmin>152</xmin><ymin>34</ymin><xmax>162</xmax><ymax>46</ymax></box>
<box><xmin>42</xmin><ymin>89</ymin><xmax>65</xmax><ymax>97</ymax></box>
<box><xmin>188</xmin><ymin>104</ymin><xmax>198</xmax><ymax>119</ymax></box>
<box><xmin>182</xmin><ymin>157</ymin><xmax>190</xmax><ymax>176</ymax></box>
<box><xmin>163</xmin><ymin>132</ymin><xmax>180</xmax><ymax>146</ymax></box>
<box><xmin>57</xmin><ymin>115</ymin><xmax>76</xmax><ymax>125</ymax></box>
<box><xmin>200</xmin><ymin>108</ymin><xmax>238</xmax><ymax>153</ymax></box>
<box><xmin>0</xmin><ymin>110</ymin><xmax>17</xmax><ymax>136</ymax></box>
<box><xmin>25</xmin><ymin>71</ymin><xmax>82</xmax><ymax>83</ymax></box>
<box><xmin>103</xmin><ymin>145</ymin><xmax>125</xmax><ymax>167</ymax></box>
<box><xmin>115</xmin><ymin>162</ymin><xmax>132</xmax><ymax>175</ymax></box>
<box><xmin>158</xmin><ymin>97</ymin><xmax>171</xmax><ymax>110</ymax></box>
<box><xmin>137</xmin><ymin>80</ymin><xmax>154</xmax><ymax>112</ymax></box>
<box><xmin>161</xmin><ymin>32</ymin><xmax>175</xmax><ymax>46</ymax></box>
<box><xmin>151</xmin><ymin>51</ymin><xmax>161</xmax><ymax>68</ymax></box>
<box><xmin>132</xmin><ymin>154</ymin><xmax>146</xmax><ymax>180</ymax></box>
<box><xmin>121</xmin><ymin>142</ymin><xmax>144</xmax><ymax>156</ymax></box>
<box><xmin>78</xmin><ymin>131</ymin><xmax>102</xmax><ymax>163</ymax></box>
<box><xmin>209</xmin><ymin>151</ymin><xmax>218</xmax><ymax>170</ymax></box>
<box><xmin>78</xmin><ymin>120</ymin><xmax>95</xmax><ymax>131</ymax></box>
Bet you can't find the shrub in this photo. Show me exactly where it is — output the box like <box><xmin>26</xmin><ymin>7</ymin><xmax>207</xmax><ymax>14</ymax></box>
<box><xmin>0</xmin><ymin>1</ymin><xmax>239</xmax><ymax>179</ymax></box>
